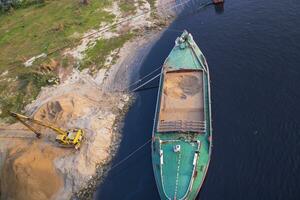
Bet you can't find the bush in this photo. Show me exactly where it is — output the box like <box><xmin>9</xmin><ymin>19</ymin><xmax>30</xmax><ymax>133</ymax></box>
<box><xmin>0</xmin><ymin>0</ymin><xmax>45</xmax><ymax>12</ymax></box>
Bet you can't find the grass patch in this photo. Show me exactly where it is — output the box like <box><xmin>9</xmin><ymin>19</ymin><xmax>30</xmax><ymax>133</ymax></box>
<box><xmin>0</xmin><ymin>0</ymin><xmax>115</xmax><ymax>72</ymax></box>
<box><xmin>0</xmin><ymin>0</ymin><xmax>46</xmax><ymax>12</ymax></box>
<box><xmin>81</xmin><ymin>32</ymin><xmax>134</xmax><ymax>71</ymax></box>
<box><xmin>0</xmin><ymin>0</ymin><xmax>150</xmax><ymax>122</ymax></box>
<box><xmin>0</xmin><ymin>71</ymin><xmax>56</xmax><ymax>121</ymax></box>
<box><xmin>0</xmin><ymin>0</ymin><xmax>117</xmax><ymax>121</ymax></box>
<box><xmin>146</xmin><ymin>0</ymin><xmax>156</xmax><ymax>9</ymax></box>
<box><xmin>119</xmin><ymin>0</ymin><xmax>136</xmax><ymax>14</ymax></box>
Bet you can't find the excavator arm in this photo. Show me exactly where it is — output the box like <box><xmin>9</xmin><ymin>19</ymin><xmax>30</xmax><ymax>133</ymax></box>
<box><xmin>9</xmin><ymin>111</ymin><xmax>68</xmax><ymax>137</ymax></box>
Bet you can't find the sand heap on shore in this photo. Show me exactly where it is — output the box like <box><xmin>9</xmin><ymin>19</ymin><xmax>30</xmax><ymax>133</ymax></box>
<box><xmin>0</xmin><ymin>140</ymin><xmax>65</xmax><ymax>200</ymax></box>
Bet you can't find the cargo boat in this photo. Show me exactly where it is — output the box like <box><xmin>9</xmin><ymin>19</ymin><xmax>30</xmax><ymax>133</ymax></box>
<box><xmin>152</xmin><ymin>31</ymin><xmax>212</xmax><ymax>200</ymax></box>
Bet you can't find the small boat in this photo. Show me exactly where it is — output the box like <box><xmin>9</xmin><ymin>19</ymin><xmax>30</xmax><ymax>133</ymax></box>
<box><xmin>213</xmin><ymin>0</ymin><xmax>224</xmax><ymax>4</ymax></box>
<box><xmin>152</xmin><ymin>31</ymin><xmax>212</xmax><ymax>200</ymax></box>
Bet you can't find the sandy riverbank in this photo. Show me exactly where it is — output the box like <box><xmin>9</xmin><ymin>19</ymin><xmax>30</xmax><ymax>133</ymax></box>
<box><xmin>0</xmin><ymin>0</ymin><xmax>175</xmax><ymax>199</ymax></box>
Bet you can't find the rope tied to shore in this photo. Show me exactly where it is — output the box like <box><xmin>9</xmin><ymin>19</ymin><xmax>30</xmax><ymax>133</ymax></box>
<box><xmin>109</xmin><ymin>138</ymin><xmax>152</xmax><ymax>171</ymax></box>
<box><xmin>123</xmin><ymin>65</ymin><xmax>162</xmax><ymax>92</ymax></box>
<box><xmin>131</xmin><ymin>72</ymin><xmax>161</xmax><ymax>92</ymax></box>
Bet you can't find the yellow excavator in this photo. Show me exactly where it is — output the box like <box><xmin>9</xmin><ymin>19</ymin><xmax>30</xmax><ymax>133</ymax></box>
<box><xmin>9</xmin><ymin>111</ymin><xmax>84</xmax><ymax>149</ymax></box>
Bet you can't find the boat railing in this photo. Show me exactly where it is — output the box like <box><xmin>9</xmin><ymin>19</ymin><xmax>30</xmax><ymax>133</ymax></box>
<box><xmin>158</xmin><ymin>120</ymin><xmax>206</xmax><ymax>133</ymax></box>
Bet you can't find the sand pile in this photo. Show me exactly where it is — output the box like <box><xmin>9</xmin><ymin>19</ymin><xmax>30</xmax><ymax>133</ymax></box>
<box><xmin>0</xmin><ymin>140</ymin><xmax>66</xmax><ymax>200</ymax></box>
<box><xmin>159</xmin><ymin>71</ymin><xmax>204</xmax><ymax>124</ymax></box>
<box><xmin>164</xmin><ymin>75</ymin><xmax>185</xmax><ymax>98</ymax></box>
<box><xmin>164</xmin><ymin>74</ymin><xmax>201</xmax><ymax>98</ymax></box>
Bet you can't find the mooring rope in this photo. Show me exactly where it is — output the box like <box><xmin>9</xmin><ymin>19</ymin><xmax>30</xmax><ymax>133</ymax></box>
<box><xmin>131</xmin><ymin>72</ymin><xmax>161</xmax><ymax>92</ymax></box>
<box><xmin>133</xmin><ymin>85</ymin><xmax>159</xmax><ymax>92</ymax></box>
<box><xmin>109</xmin><ymin>138</ymin><xmax>152</xmax><ymax>171</ymax></box>
<box><xmin>123</xmin><ymin>65</ymin><xmax>162</xmax><ymax>91</ymax></box>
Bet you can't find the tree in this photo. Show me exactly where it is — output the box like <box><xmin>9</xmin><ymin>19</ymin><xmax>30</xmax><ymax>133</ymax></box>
<box><xmin>0</xmin><ymin>0</ymin><xmax>14</xmax><ymax>11</ymax></box>
<box><xmin>0</xmin><ymin>0</ymin><xmax>45</xmax><ymax>12</ymax></box>
<box><xmin>80</xmin><ymin>0</ymin><xmax>89</xmax><ymax>5</ymax></box>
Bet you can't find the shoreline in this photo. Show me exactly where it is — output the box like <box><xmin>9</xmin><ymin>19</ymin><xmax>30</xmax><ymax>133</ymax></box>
<box><xmin>72</xmin><ymin>29</ymin><xmax>166</xmax><ymax>200</ymax></box>
<box><xmin>0</xmin><ymin>0</ymin><xmax>176</xmax><ymax>199</ymax></box>
<box><xmin>65</xmin><ymin>1</ymin><xmax>176</xmax><ymax>197</ymax></box>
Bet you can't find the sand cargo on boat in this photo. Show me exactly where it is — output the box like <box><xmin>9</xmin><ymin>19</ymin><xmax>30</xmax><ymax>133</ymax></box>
<box><xmin>152</xmin><ymin>31</ymin><xmax>212</xmax><ymax>200</ymax></box>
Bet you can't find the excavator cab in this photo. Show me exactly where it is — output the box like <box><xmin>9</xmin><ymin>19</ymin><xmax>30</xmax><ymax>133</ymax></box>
<box><xmin>55</xmin><ymin>128</ymin><xmax>84</xmax><ymax>149</ymax></box>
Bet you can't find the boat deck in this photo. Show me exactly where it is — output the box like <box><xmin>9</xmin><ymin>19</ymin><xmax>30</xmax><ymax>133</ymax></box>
<box><xmin>158</xmin><ymin>70</ymin><xmax>205</xmax><ymax>133</ymax></box>
<box><xmin>152</xmin><ymin>133</ymin><xmax>210</xmax><ymax>200</ymax></box>
<box><xmin>160</xmin><ymin>140</ymin><xmax>199</xmax><ymax>199</ymax></box>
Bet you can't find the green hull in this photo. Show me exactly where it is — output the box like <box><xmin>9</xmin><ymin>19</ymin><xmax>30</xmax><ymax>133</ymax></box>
<box><xmin>152</xmin><ymin>31</ymin><xmax>212</xmax><ymax>200</ymax></box>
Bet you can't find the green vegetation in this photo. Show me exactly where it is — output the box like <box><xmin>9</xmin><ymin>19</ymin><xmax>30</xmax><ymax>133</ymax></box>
<box><xmin>0</xmin><ymin>0</ymin><xmax>115</xmax><ymax>70</ymax></box>
<box><xmin>119</xmin><ymin>0</ymin><xmax>137</xmax><ymax>14</ymax></box>
<box><xmin>146</xmin><ymin>0</ymin><xmax>156</xmax><ymax>9</ymax></box>
<box><xmin>0</xmin><ymin>0</ymin><xmax>155</xmax><ymax>122</ymax></box>
<box><xmin>0</xmin><ymin>0</ymin><xmax>119</xmax><ymax>121</ymax></box>
<box><xmin>82</xmin><ymin>32</ymin><xmax>134</xmax><ymax>72</ymax></box>
<box><xmin>0</xmin><ymin>0</ymin><xmax>45</xmax><ymax>12</ymax></box>
<box><xmin>0</xmin><ymin>71</ymin><xmax>56</xmax><ymax>121</ymax></box>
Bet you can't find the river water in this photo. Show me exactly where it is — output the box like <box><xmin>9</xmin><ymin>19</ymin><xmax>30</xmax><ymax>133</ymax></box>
<box><xmin>95</xmin><ymin>0</ymin><xmax>300</xmax><ymax>199</ymax></box>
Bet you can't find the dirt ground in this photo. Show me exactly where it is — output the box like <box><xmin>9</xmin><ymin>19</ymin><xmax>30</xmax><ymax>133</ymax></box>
<box><xmin>0</xmin><ymin>135</ymin><xmax>68</xmax><ymax>200</ymax></box>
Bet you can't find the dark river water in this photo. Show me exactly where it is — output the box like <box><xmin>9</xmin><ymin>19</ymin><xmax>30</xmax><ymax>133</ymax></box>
<box><xmin>95</xmin><ymin>0</ymin><xmax>300</xmax><ymax>199</ymax></box>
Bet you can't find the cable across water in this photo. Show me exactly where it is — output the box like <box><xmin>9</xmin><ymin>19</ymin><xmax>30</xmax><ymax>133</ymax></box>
<box><xmin>125</xmin><ymin>66</ymin><xmax>162</xmax><ymax>91</ymax></box>
<box><xmin>109</xmin><ymin>138</ymin><xmax>152</xmax><ymax>171</ymax></box>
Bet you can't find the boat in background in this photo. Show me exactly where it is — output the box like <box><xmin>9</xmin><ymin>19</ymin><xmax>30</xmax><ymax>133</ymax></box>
<box><xmin>152</xmin><ymin>31</ymin><xmax>212</xmax><ymax>200</ymax></box>
<box><xmin>213</xmin><ymin>0</ymin><xmax>224</xmax><ymax>4</ymax></box>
